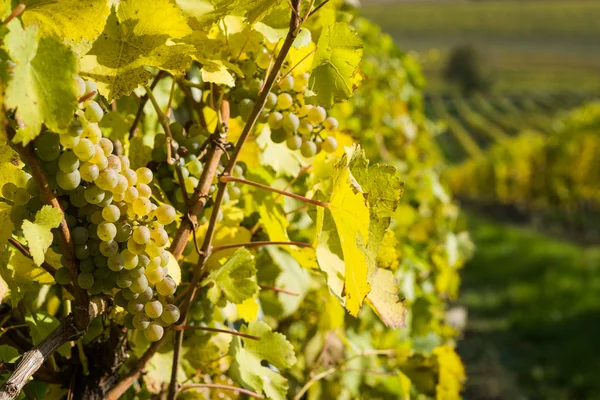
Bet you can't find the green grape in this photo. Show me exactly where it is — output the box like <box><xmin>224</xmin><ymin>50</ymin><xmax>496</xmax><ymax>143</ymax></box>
<box><xmin>286</xmin><ymin>135</ymin><xmax>302</xmax><ymax>150</ymax></box>
<box><xmin>145</xmin><ymin>300</ymin><xmax>163</xmax><ymax>318</ymax></box>
<box><xmin>323</xmin><ymin>117</ymin><xmax>339</xmax><ymax>131</ymax></box>
<box><xmin>117</xmin><ymin>274</ymin><xmax>132</xmax><ymax>289</ymax></box>
<box><xmin>127</xmin><ymin>238</ymin><xmax>146</xmax><ymax>255</ymax></box>
<box><xmin>84</xmin><ymin>101</ymin><xmax>104</xmax><ymax>123</ymax></box>
<box><xmin>107</xmin><ymin>155</ymin><xmax>122</xmax><ymax>172</ymax></box>
<box><xmin>127</xmin><ymin>299</ymin><xmax>144</xmax><ymax>314</ymax></box>
<box><xmin>85</xmin><ymin>80</ymin><xmax>97</xmax><ymax>97</ymax></box>
<box><xmin>35</xmin><ymin>132</ymin><xmax>61</xmax><ymax>161</ymax></box>
<box><xmin>151</xmin><ymin>228</ymin><xmax>169</xmax><ymax>247</ymax></box>
<box><xmin>256</xmin><ymin>52</ymin><xmax>271</xmax><ymax>70</ymax></box>
<box><xmin>114</xmin><ymin>290</ymin><xmax>128</xmax><ymax>308</ymax></box>
<box><xmin>59</xmin><ymin>133</ymin><xmax>80</xmax><ymax>150</ymax></box>
<box><xmin>138</xmin><ymin>254</ymin><xmax>150</xmax><ymax>268</ymax></box>
<box><xmin>280</xmin><ymin>75</ymin><xmax>294</xmax><ymax>92</ymax></box>
<box><xmin>170</xmin><ymin>122</ymin><xmax>186</xmax><ymax>143</ymax></box>
<box><xmin>184</xmin><ymin>176</ymin><xmax>199</xmax><ymax>193</ymax></box>
<box><xmin>122</xmin><ymin>314</ymin><xmax>135</xmax><ymax>330</ymax></box>
<box><xmin>114</xmin><ymin>222</ymin><xmax>132</xmax><ymax>243</ymax></box>
<box><xmin>265</xmin><ymin>92</ymin><xmax>278</xmax><ymax>110</ymax></box>
<box><xmin>83</xmin><ymin>123</ymin><xmax>102</xmax><ymax>144</ymax></box>
<box><xmin>123</xmin><ymin>187</ymin><xmax>139</xmax><ymax>203</ymax></box>
<box><xmin>132</xmin><ymin>197</ymin><xmax>152</xmax><ymax>216</ymax></box>
<box><xmin>128</xmin><ymin>267</ymin><xmax>145</xmax><ymax>279</ymax></box>
<box><xmin>282</xmin><ymin>112</ymin><xmax>300</xmax><ymax>133</ymax></box>
<box><xmin>9</xmin><ymin>205</ymin><xmax>29</xmax><ymax>226</ymax></box>
<box><xmin>122</xmin><ymin>249</ymin><xmax>138</xmax><ymax>270</ymax></box>
<box><xmin>56</xmin><ymin>170</ymin><xmax>81</xmax><ymax>191</ymax></box>
<box><xmin>108</xmin><ymin>254</ymin><xmax>125</xmax><ymax>271</ymax></box>
<box><xmin>73</xmin><ymin>138</ymin><xmax>95</xmax><ymax>161</ymax></box>
<box><xmin>90</xmin><ymin>211</ymin><xmax>103</xmax><ymax>225</ymax></box>
<box><xmin>322</xmin><ymin>136</ymin><xmax>338</xmax><ymax>153</ymax></box>
<box><xmin>97</xmin><ymin>221</ymin><xmax>117</xmax><ymax>241</ymax></box>
<box><xmin>238</xmin><ymin>99</ymin><xmax>255</xmax><ymax>121</ymax></box>
<box><xmin>68</xmin><ymin>120</ymin><xmax>83</xmax><ymax>137</ymax></box>
<box><xmin>187</xmin><ymin>159</ymin><xmax>203</xmax><ymax>177</ymax></box>
<box><xmin>268</xmin><ymin>112</ymin><xmax>283</xmax><ymax>130</ymax></box>
<box><xmin>138</xmin><ymin>287</ymin><xmax>153</xmax><ymax>303</ymax></box>
<box><xmin>79</xmin><ymin>259</ymin><xmax>95</xmax><ymax>273</ymax></box>
<box><xmin>89</xmin><ymin>280</ymin><xmax>104</xmax><ymax>295</ymax></box>
<box><xmin>132</xmin><ymin>226</ymin><xmax>151</xmax><ymax>245</ymax></box>
<box><xmin>102</xmin><ymin>205</ymin><xmax>121</xmax><ymax>223</ymax></box>
<box><xmin>84</xmin><ymin>186</ymin><xmax>105</xmax><ymax>205</ymax></box>
<box><xmin>136</xmin><ymin>168</ymin><xmax>153</xmax><ymax>185</ymax></box>
<box><xmin>137</xmin><ymin>183</ymin><xmax>152</xmax><ymax>198</ymax></box>
<box><xmin>188</xmin><ymin>123</ymin><xmax>206</xmax><ymax>138</ymax></box>
<box><xmin>277</xmin><ymin>93</ymin><xmax>294</xmax><ymax>110</ymax></box>
<box><xmin>74</xmin><ymin>76</ymin><xmax>86</xmax><ymax>97</ymax></box>
<box><xmin>75</xmin><ymin>244</ymin><xmax>90</xmax><ymax>260</ymax></box>
<box><xmin>146</xmin><ymin>266</ymin><xmax>166</xmax><ymax>284</ymax></box>
<box><xmin>307</xmin><ymin>106</ymin><xmax>327</xmax><ymax>125</ymax></box>
<box><xmin>144</xmin><ymin>323</ymin><xmax>164</xmax><ymax>342</ymax></box>
<box><xmin>72</xmin><ymin>226</ymin><xmax>89</xmax><ymax>245</ymax></box>
<box><xmin>55</xmin><ymin>267</ymin><xmax>72</xmax><ymax>285</ymax></box>
<box><xmin>77</xmin><ymin>273</ymin><xmax>95</xmax><ymax>290</ymax></box>
<box><xmin>12</xmin><ymin>188</ymin><xmax>30</xmax><ymax>206</ymax></box>
<box><xmin>294</xmin><ymin>73</ymin><xmax>309</xmax><ymax>92</ymax></box>
<box><xmin>96</xmin><ymin>169</ymin><xmax>118</xmax><ymax>190</ymax></box>
<box><xmin>130</xmin><ymin>275</ymin><xmax>149</xmax><ymax>294</ymax></box>
<box><xmin>58</xmin><ymin>151</ymin><xmax>80</xmax><ymax>173</ymax></box>
<box><xmin>229</xmin><ymin>186</ymin><xmax>241</xmax><ymax>200</ymax></box>
<box><xmin>133</xmin><ymin>313</ymin><xmax>150</xmax><ymax>330</ymax></box>
<box><xmin>297</xmin><ymin>104</ymin><xmax>312</xmax><ymax>118</ymax></box>
<box><xmin>88</xmin><ymin>240</ymin><xmax>101</xmax><ymax>256</ymax></box>
<box><xmin>26</xmin><ymin>178</ymin><xmax>39</xmax><ymax>196</ymax></box>
<box><xmin>161</xmin><ymin>304</ymin><xmax>180</xmax><ymax>325</ymax></box>
<box><xmin>80</xmin><ymin>163</ymin><xmax>99</xmax><ymax>182</ymax></box>
<box><xmin>300</xmin><ymin>140</ymin><xmax>318</xmax><ymax>158</ymax></box>
<box><xmin>248</xmin><ymin>78</ymin><xmax>263</xmax><ymax>95</ymax></box>
<box><xmin>156</xmin><ymin>277</ymin><xmax>176</xmax><ymax>296</ymax></box>
<box><xmin>1</xmin><ymin>183</ymin><xmax>17</xmax><ymax>200</ymax></box>
<box><xmin>241</xmin><ymin>60</ymin><xmax>258</xmax><ymax>77</ymax></box>
<box><xmin>298</xmin><ymin>120</ymin><xmax>314</xmax><ymax>136</ymax></box>
<box><xmin>121</xmin><ymin>169</ymin><xmax>137</xmax><ymax>186</ymax></box>
<box><xmin>121</xmin><ymin>288</ymin><xmax>139</xmax><ymax>301</ymax></box>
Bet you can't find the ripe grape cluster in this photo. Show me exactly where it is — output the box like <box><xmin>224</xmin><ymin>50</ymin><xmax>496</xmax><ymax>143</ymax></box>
<box><xmin>1</xmin><ymin>77</ymin><xmax>181</xmax><ymax>342</ymax></box>
<box><xmin>230</xmin><ymin>47</ymin><xmax>339</xmax><ymax>157</ymax></box>
<box><xmin>150</xmin><ymin>122</ymin><xmax>243</xmax><ymax>216</ymax></box>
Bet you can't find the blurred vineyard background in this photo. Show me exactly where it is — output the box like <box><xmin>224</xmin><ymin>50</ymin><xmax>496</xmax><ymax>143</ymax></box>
<box><xmin>363</xmin><ymin>0</ymin><xmax>600</xmax><ymax>399</ymax></box>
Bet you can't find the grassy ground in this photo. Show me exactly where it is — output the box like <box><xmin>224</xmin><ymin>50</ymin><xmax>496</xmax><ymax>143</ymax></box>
<box><xmin>458</xmin><ymin>213</ymin><xmax>600</xmax><ymax>399</ymax></box>
<box><xmin>361</xmin><ymin>0</ymin><xmax>600</xmax><ymax>93</ymax></box>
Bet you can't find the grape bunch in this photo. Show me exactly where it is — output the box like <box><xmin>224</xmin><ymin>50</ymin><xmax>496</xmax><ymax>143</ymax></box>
<box><xmin>150</xmin><ymin>122</ymin><xmax>243</xmax><ymax>215</ymax></box>
<box><xmin>1</xmin><ymin>76</ymin><xmax>182</xmax><ymax>342</ymax></box>
<box><xmin>230</xmin><ymin>47</ymin><xmax>339</xmax><ymax>157</ymax></box>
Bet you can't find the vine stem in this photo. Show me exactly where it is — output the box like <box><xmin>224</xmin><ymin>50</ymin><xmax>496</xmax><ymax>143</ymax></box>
<box><xmin>7</xmin><ymin>238</ymin><xmax>57</xmax><ymax>277</ymax></box>
<box><xmin>173</xmin><ymin>325</ymin><xmax>260</xmax><ymax>341</ymax></box>
<box><xmin>129</xmin><ymin>71</ymin><xmax>164</xmax><ymax>138</ymax></box>
<box><xmin>179</xmin><ymin>383</ymin><xmax>264</xmax><ymax>398</ymax></box>
<box><xmin>220</xmin><ymin>176</ymin><xmax>329</xmax><ymax>208</ymax></box>
<box><xmin>211</xmin><ymin>240</ymin><xmax>312</xmax><ymax>253</ymax></box>
<box><xmin>259</xmin><ymin>285</ymin><xmax>299</xmax><ymax>296</ymax></box>
<box><xmin>167</xmin><ymin>3</ymin><xmax>303</xmax><ymax>398</ymax></box>
<box><xmin>1</xmin><ymin>4</ymin><xmax>25</xmax><ymax>25</ymax></box>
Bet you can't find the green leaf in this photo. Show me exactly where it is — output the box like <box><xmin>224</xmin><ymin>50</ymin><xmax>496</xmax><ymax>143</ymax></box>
<box><xmin>80</xmin><ymin>0</ymin><xmax>192</xmax><ymax>99</ymax></box>
<box><xmin>25</xmin><ymin>313</ymin><xmax>70</xmax><ymax>357</ymax></box>
<box><xmin>21</xmin><ymin>205</ymin><xmax>62</xmax><ymax>266</ymax></box>
<box><xmin>230</xmin><ymin>321</ymin><xmax>296</xmax><ymax>400</ymax></box>
<box><xmin>366</xmin><ymin>268</ymin><xmax>406</xmax><ymax>329</ymax></box>
<box><xmin>0</xmin><ymin>245</ymin><xmax>54</xmax><ymax>305</ymax></box>
<box><xmin>348</xmin><ymin>146</ymin><xmax>403</xmax><ymax>274</ymax></box>
<box><xmin>22</xmin><ymin>0</ymin><xmax>110</xmax><ymax>41</ymax></box>
<box><xmin>4</xmin><ymin>21</ymin><xmax>78</xmax><ymax>143</ymax></box>
<box><xmin>309</xmin><ymin>22</ymin><xmax>363</xmax><ymax>108</ymax></box>
<box><xmin>0</xmin><ymin>203</ymin><xmax>15</xmax><ymax>246</ymax></box>
<box><xmin>178</xmin><ymin>0</ymin><xmax>283</xmax><ymax>28</ymax></box>
<box><xmin>0</xmin><ymin>144</ymin><xmax>24</xmax><ymax>192</ymax></box>
<box><xmin>201</xmin><ymin>248</ymin><xmax>259</xmax><ymax>304</ymax></box>
<box><xmin>181</xmin><ymin>32</ymin><xmax>236</xmax><ymax>86</ymax></box>
<box><xmin>0</xmin><ymin>345</ymin><xmax>19</xmax><ymax>362</ymax></box>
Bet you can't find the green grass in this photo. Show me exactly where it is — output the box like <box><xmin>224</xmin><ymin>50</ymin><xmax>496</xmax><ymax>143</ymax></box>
<box><xmin>458</xmin><ymin>214</ymin><xmax>600</xmax><ymax>399</ymax></box>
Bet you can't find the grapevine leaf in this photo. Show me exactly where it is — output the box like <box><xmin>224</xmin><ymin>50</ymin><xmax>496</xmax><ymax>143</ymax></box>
<box><xmin>80</xmin><ymin>0</ymin><xmax>192</xmax><ymax>99</ymax></box>
<box><xmin>22</xmin><ymin>0</ymin><xmax>110</xmax><ymax>41</ymax></box>
<box><xmin>181</xmin><ymin>32</ymin><xmax>236</xmax><ymax>86</ymax></box>
<box><xmin>0</xmin><ymin>345</ymin><xmax>18</xmax><ymax>363</ymax></box>
<box><xmin>0</xmin><ymin>203</ymin><xmax>14</xmax><ymax>246</ymax></box>
<box><xmin>202</xmin><ymin>248</ymin><xmax>259</xmax><ymax>304</ymax></box>
<box><xmin>366</xmin><ymin>268</ymin><xmax>406</xmax><ymax>329</ymax></box>
<box><xmin>4</xmin><ymin>21</ymin><xmax>78</xmax><ymax>143</ymax></box>
<box><xmin>21</xmin><ymin>205</ymin><xmax>62</xmax><ymax>266</ymax></box>
<box><xmin>348</xmin><ymin>146</ymin><xmax>404</xmax><ymax>274</ymax></box>
<box><xmin>166</xmin><ymin>252</ymin><xmax>182</xmax><ymax>286</ymax></box>
<box><xmin>0</xmin><ymin>144</ymin><xmax>24</xmax><ymax>191</ymax></box>
<box><xmin>326</xmin><ymin>150</ymin><xmax>371</xmax><ymax>316</ymax></box>
<box><xmin>309</xmin><ymin>22</ymin><xmax>363</xmax><ymax>108</ymax></box>
<box><xmin>230</xmin><ymin>321</ymin><xmax>296</xmax><ymax>400</ymax></box>
<box><xmin>178</xmin><ymin>0</ymin><xmax>283</xmax><ymax>27</ymax></box>
<box><xmin>0</xmin><ymin>246</ymin><xmax>54</xmax><ymax>305</ymax></box>
<box><xmin>25</xmin><ymin>313</ymin><xmax>70</xmax><ymax>357</ymax></box>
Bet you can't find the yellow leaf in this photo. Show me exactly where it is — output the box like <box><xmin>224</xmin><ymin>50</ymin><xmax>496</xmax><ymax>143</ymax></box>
<box><xmin>366</xmin><ymin>268</ymin><xmax>405</xmax><ymax>329</ymax></box>
<box><xmin>237</xmin><ymin>296</ymin><xmax>259</xmax><ymax>322</ymax></box>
